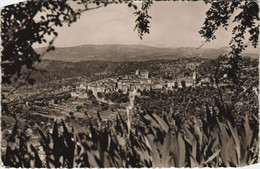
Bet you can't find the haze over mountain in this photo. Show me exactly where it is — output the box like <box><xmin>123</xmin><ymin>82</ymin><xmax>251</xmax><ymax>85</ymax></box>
<box><xmin>36</xmin><ymin>44</ymin><xmax>258</xmax><ymax>62</ymax></box>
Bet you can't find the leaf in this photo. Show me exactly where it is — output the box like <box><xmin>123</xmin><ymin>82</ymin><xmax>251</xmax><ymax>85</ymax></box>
<box><xmin>118</xmin><ymin>112</ymin><xmax>128</xmax><ymax>132</ymax></box>
<box><xmin>30</xmin><ymin>144</ymin><xmax>43</xmax><ymax>168</ymax></box>
<box><xmin>177</xmin><ymin>133</ymin><xmax>186</xmax><ymax>167</ymax></box>
<box><xmin>117</xmin><ymin>135</ymin><xmax>126</xmax><ymax>148</ymax></box>
<box><xmin>53</xmin><ymin>32</ymin><xmax>58</xmax><ymax>36</ymax></box>
<box><xmin>145</xmin><ymin>134</ymin><xmax>161</xmax><ymax>167</ymax></box>
<box><xmin>153</xmin><ymin>114</ymin><xmax>169</xmax><ymax>132</ymax></box>
<box><xmin>244</xmin><ymin>113</ymin><xmax>253</xmax><ymax>147</ymax></box>
<box><xmin>204</xmin><ymin>149</ymin><xmax>221</xmax><ymax>164</ymax></box>
<box><xmin>227</xmin><ymin>120</ymin><xmax>241</xmax><ymax>166</ymax></box>
<box><xmin>161</xmin><ymin>132</ymin><xmax>172</xmax><ymax>167</ymax></box>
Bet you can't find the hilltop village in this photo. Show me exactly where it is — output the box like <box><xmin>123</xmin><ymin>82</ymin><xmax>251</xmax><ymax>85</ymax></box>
<box><xmin>71</xmin><ymin>69</ymin><xmax>211</xmax><ymax>99</ymax></box>
<box><xmin>2</xmin><ymin>57</ymin><xmax>258</xmax><ymax>158</ymax></box>
<box><xmin>68</xmin><ymin>57</ymin><xmax>258</xmax><ymax>100</ymax></box>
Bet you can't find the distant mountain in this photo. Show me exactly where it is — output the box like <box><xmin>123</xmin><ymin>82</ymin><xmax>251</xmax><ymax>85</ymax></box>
<box><xmin>36</xmin><ymin>44</ymin><xmax>258</xmax><ymax>62</ymax></box>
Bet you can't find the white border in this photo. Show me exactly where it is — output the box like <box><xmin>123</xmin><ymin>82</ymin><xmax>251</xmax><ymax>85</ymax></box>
<box><xmin>0</xmin><ymin>0</ymin><xmax>25</xmax><ymax>7</ymax></box>
<box><xmin>0</xmin><ymin>0</ymin><xmax>259</xmax><ymax>169</ymax></box>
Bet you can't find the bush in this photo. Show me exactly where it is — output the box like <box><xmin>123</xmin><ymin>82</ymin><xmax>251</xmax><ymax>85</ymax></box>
<box><xmin>2</xmin><ymin>104</ymin><xmax>258</xmax><ymax>168</ymax></box>
<box><xmin>71</xmin><ymin>115</ymin><xmax>76</xmax><ymax>120</ymax></box>
<box><xmin>76</xmin><ymin>106</ymin><xmax>82</xmax><ymax>112</ymax></box>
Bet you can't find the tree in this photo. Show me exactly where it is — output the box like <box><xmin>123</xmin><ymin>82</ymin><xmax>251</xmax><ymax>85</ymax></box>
<box><xmin>121</xmin><ymin>96</ymin><xmax>129</xmax><ymax>103</ymax></box>
<box><xmin>76</xmin><ymin>105</ymin><xmax>82</xmax><ymax>112</ymax></box>
<box><xmin>181</xmin><ymin>80</ymin><xmax>186</xmax><ymax>88</ymax></box>
<box><xmin>2</xmin><ymin>0</ymin><xmax>258</xmax><ymax>118</ymax></box>
<box><xmin>2</xmin><ymin>0</ymin><xmax>77</xmax><ymax>84</ymax></box>
<box><xmin>97</xmin><ymin>92</ymin><xmax>103</xmax><ymax>98</ymax></box>
<box><xmin>1</xmin><ymin>0</ymin><xmax>152</xmax><ymax>84</ymax></box>
<box><xmin>174</xmin><ymin>82</ymin><xmax>178</xmax><ymax>89</ymax></box>
<box><xmin>2</xmin><ymin>0</ymin><xmax>258</xmax><ymax>85</ymax></box>
<box><xmin>87</xmin><ymin>90</ymin><xmax>93</xmax><ymax>97</ymax></box>
<box><xmin>199</xmin><ymin>1</ymin><xmax>259</xmax><ymax>84</ymax></box>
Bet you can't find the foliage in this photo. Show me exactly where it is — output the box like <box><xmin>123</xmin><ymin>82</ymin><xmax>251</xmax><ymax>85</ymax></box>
<box><xmin>2</xmin><ymin>122</ymin><xmax>43</xmax><ymax>168</ymax></box>
<box><xmin>1</xmin><ymin>0</ymin><xmax>258</xmax><ymax>85</ymax></box>
<box><xmin>134</xmin><ymin>0</ymin><xmax>152</xmax><ymax>39</ymax></box>
<box><xmin>1</xmin><ymin>0</ymin><xmax>78</xmax><ymax>84</ymax></box>
<box><xmin>1</xmin><ymin>0</ymin><xmax>151</xmax><ymax>84</ymax></box>
<box><xmin>1</xmin><ymin>1</ymin><xmax>259</xmax><ymax>167</ymax></box>
<box><xmin>199</xmin><ymin>1</ymin><xmax>259</xmax><ymax>83</ymax></box>
<box><xmin>2</xmin><ymin>101</ymin><xmax>258</xmax><ymax>167</ymax></box>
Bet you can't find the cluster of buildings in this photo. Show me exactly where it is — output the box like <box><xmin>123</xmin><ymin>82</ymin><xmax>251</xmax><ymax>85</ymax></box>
<box><xmin>71</xmin><ymin>69</ymin><xmax>211</xmax><ymax>98</ymax></box>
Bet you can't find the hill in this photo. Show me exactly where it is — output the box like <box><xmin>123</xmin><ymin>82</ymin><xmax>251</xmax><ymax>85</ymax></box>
<box><xmin>30</xmin><ymin>59</ymin><xmax>160</xmax><ymax>83</ymax></box>
<box><xmin>35</xmin><ymin>44</ymin><xmax>258</xmax><ymax>62</ymax></box>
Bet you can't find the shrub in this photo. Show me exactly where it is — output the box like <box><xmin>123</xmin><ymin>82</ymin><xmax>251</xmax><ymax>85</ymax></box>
<box><xmin>2</xmin><ymin>105</ymin><xmax>258</xmax><ymax>168</ymax></box>
<box><xmin>70</xmin><ymin>115</ymin><xmax>76</xmax><ymax>120</ymax></box>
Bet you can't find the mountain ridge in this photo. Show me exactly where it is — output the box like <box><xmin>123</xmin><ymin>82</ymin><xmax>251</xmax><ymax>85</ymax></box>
<box><xmin>35</xmin><ymin>44</ymin><xmax>259</xmax><ymax>62</ymax></box>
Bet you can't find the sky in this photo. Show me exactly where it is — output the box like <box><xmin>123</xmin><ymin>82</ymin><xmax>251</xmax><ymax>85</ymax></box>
<box><xmin>34</xmin><ymin>1</ymin><xmax>235</xmax><ymax>49</ymax></box>
<box><xmin>0</xmin><ymin>0</ymin><xmax>258</xmax><ymax>52</ymax></box>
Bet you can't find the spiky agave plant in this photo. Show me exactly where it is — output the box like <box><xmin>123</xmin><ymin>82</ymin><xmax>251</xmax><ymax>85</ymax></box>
<box><xmin>2</xmin><ymin>102</ymin><xmax>259</xmax><ymax>167</ymax></box>
<box><xmin>2</xmin><ymin>122</ymin><xmax>43</xmax><ymax>168</ymax></box>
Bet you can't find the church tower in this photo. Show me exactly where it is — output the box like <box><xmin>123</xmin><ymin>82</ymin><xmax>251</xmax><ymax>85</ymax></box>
<box><xmin>192</xmin><ymin>71</ymin><xmax>197</xmax><ymax>86</ymax></box>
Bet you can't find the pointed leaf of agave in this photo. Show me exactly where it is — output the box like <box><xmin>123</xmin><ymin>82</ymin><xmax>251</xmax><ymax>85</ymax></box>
<box><xmin>220</xmin><ymin>124</ymin><xmax>239</xmax><ymax>167</ymax></box>
<box><xmin>134</xmin><ymin>141</ymin><xmax>152</xmax><ymax>166</ymax></box>
<box><xmin>206</xmin><ymin>103</ymin><xmax>211</xmax><ymax>123</ymax></box>
<box><xmin>38</xmin><ymin>127</ymin><xmax>48</xmax><ymax>148</ymax></box>
<box><xmin>244</xmin><ymin>113</ymin><xmax>253</xmax><ymax>149</ymax></box>
<box><xmin>115</xmin><ymin>115</ymin><xmax>123</xmax><ymax>135</ymax></box>
<box><xmin>204</xmin><ymin>149</ymin><xmax>221</xmax><ymax>164</ymax></box>
<box><xmin>145</xmin><ymin>134</ymin><xmax>161</xmax><ymax>167</ymax></box>
<box><xmin>86</xmin><ymin>151</ymin><xmax>102</xmax><ymax>167</ymax></box>
<box><xmin>52</xmin><ymin>121</ymin><xmax>59</xmax><ymax>147</ymax></box>
<box><xmin>189</xmin><ymin>154</ymin><xmax>199</xmax><ymax>168</ymax></box>
<box><xmin>102</xmin><ymin>151</ymin><xmax>111</xmax><ymax>167</ymax></box>
<box><xmin>239</xmin><ymin>113</ymin><xmax>254</xmax><ymax>165</ymax></box>
<box><xmin>116</xmin><ymin>135</ymin><xmax>126</xmax><ymax>148</ymax></box>
<box><xmin>118</xmin><ymin>112</ymin><xmax>128</xmax><ymax>132</ymax></box>
<box><xmin>144</xmin><ymin>134</ymin><xmax>152</xmax><ymax>151</ymax></box>
<box><xmin>183</xmin><ymin>127</ymin><xmax>194</xmax><ymax>146</ymax></box>
<box><xmin>191</xmin><ymin>137</ymin><xmax>197</xmax><ymax>164</ymax></box>
<box><xmin>227</xmin><ymin>120</ymin><xmax>240</xmax><ymax>165</ymax></box>
<box><xmin>52</xmin><ymin>121</ymin><xmax>59</xmax><ymax>140</ymax></box>
<box><xmin>161</xmin><ymin>131</ymin><xmax>172</xmax><ymax>167</ymax></box>
<box><xmin>153</xmin><ymin>113</ymin><xmax>169</xmax><ymax>133</ymax></box>
<box><xmin>90</xmin><ymin>122</ymin><xmax>98</xmax><ymax>145</ymax></box>
<box><xmin>217</xmin><ymin>120</ymin><xmax>232</xmax><ymax>167</ymax></box>
<box><xmin>220</xmin><ymin>138</ymin><xmax>232</xmax><ymax>167</ymax></box>
<box><xmin>184</xmin><ymin>127</ymin><xmax>198</xmax><ymax>167</ymax></box>
<box><xmin>10</xmin><ymin>121</ymin><xmax>18</xmax><ymax>140</ymax></box>
<box><xmin>30</xmin><ymin>144</ymin><xmax>43</xmax><ymax>168</ymax></box>
<box><xmin>217</xmin><ymin>119</ymin><xmax>229</xmax><ymax>141</ymax></box>
<box><xmin>52</xmin><ymin>121</ymin><xmax>62</xmax><ymax>167</ymax></box>
<box><xmin>170</xmin><ymin>133</ymin><xmax>180</xmax><ymax>167</ymax></box>
<box><xmin>203</xmin><ymin>136</ymin><xmax>217</xmax><ymax>164</ymax></box>
<box><xmin>177</xmin><ymin>133</ymin><xmax>186</xmax><ymax>167</ymax></box>
<box><xmin>7</xmin><ymin>122</ymin><xmax>18</xmax><ymax>151</ymax></box>
<box><xmin>141</xmin><ymin>113</ymin><xmax>158</xmax><ymax>136</ymax></box>
<box><xmin>126</xmin><ymin>106</ymin><xmax>131</xmax><ymax>139</ymax></box>
<box><xmin>61</xmin><ymin>120</ymin><xmax>75</xmax><ymax>167</ymax></box>
<box><xmin>194</xmin><ymin>119</ymin><xmax>202</xmax><ymax>147</ymax></box>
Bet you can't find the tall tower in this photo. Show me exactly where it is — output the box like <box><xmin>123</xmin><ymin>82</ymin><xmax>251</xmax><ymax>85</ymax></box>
<box><xmin>144</xmin><ymin>71</ymin><xmax>149</xmax><ymax>79</ymax></box>
<box><xmin>192</xmin><ymin>71</ymin><xmax>197</xmax><ymax>86</ymax></box>
<box><xmin>135</xmin><ymin>69</ymin><xmax>140</xmax><ymax>76</ymax></box>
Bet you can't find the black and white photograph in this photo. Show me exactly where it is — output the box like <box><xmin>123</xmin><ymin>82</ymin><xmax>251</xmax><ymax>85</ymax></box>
<box><xmin>1</xmin><ymin>0</ymin><xmax>259</xmax><ymax>168</ymax></box>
